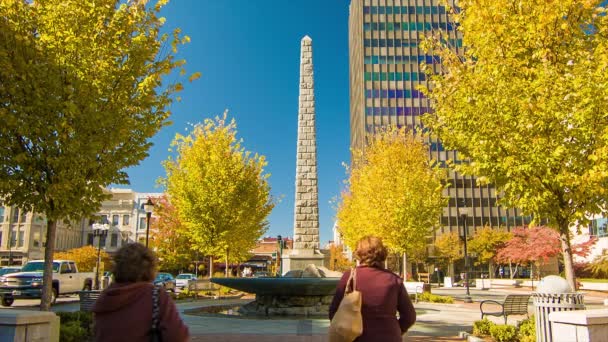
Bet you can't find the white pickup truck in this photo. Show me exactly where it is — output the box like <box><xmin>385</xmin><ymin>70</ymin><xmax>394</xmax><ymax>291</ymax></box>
<box><xmin>0</xmin><ymin>260</ymin><xmax>94</xmax><ymax>306</ymax></box>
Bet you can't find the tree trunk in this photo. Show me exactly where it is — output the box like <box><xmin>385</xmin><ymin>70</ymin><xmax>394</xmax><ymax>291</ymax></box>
<box><xmin>559</xmin><ymin>228</ymin><xmax>577</xmax><ymax>291</ymax></box>
<box><xmin>402</xmin><ymin>252</ymin><xmax>407</xmax><ymax>280</ymax></box>
<box><xmin>488</xmin><ymin>261</ymin><xmax>494</xmax><ymax>279</ymax></box>
<box><xmin>225</xmin><ymin>248</ymin><xmax>229</xmax><ymax>278</ymax></box>
<box><xmin>209</xmin><ymin>256</ymin><xmax>214</xmax><ymax>278</ymax></box>
<box><xmin>40</xmin><ymin>219</ymin><xmax>57</xmax><ymax>311</ymax></box>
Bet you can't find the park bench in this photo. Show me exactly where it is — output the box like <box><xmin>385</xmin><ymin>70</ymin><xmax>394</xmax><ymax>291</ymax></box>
<box><xmin>480</xmin><ymin>294</ymin><xmax>531</xmax><ymax>324</ymax></box>
<box><xmin>404</xmin><ymin>282</ymin><xmax>425</xmax><ymax>303</ymax></box>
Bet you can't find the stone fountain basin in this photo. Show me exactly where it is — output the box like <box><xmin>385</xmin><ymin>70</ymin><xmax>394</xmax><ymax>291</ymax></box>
<box><xmin>210</xmin><ymin>277</ymin><xmax>340</xmax><ymax>296</ymax></box>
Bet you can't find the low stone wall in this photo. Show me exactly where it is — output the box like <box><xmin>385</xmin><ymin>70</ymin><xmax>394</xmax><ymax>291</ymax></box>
<box><xmin>0</xmin><ymin>310</ymin><xmax>60</xmax><ymax>342</ymax></box>
<box><xmin>245</xmin><ymin>294</ymin><xmax>334</xmax><ymax>317</ymax></box>
<box><xmin>549</xmin><ymin>309</ymin><xmax>608</xmax><ymax>342</ymax></box>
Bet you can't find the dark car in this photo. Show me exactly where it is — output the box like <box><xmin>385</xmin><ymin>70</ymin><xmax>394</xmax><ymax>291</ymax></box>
<box><xmin>154</xmin><ymin>272</ymin><xmax>176</xmax><ymax>292</ymax></box>
<box><xmin>0</xmin><ymin>267</ymin><xmax>21</xmax><ymax>277</ymax></box>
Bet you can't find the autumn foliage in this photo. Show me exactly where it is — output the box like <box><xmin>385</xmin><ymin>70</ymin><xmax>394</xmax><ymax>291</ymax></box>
<box><xmin>55</xmin><ymin>246</ymin><xmax>111</xmax><ymax>273</ymax></box>
<box><xmin>150</xmin><ymin>195</ymin><xmax>193</xmax><ymax>272</ymax></box>
<box><xmin>496</xmin><ymin>227</ymin><xmax>561</xmax><ymax>267</ymax></box>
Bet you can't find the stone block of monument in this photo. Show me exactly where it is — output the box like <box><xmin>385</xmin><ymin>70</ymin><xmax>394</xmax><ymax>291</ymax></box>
<box><xmin>281</xmin><ymin>35</ymin><xmax>325</xmax><ymax>274</ymax></box>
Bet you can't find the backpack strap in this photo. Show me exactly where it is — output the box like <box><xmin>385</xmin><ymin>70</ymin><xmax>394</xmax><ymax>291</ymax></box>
<box><xmin>152</xmin><ymin>286</ymin><xmax>160</xmax><ymax>331</ymax></box>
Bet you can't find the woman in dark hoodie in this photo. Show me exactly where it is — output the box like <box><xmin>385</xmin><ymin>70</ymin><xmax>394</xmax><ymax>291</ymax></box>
<box><xmin>93</xmin><ymin>243</ymin><xmax>189</xmax><ymax>342</ymax></box>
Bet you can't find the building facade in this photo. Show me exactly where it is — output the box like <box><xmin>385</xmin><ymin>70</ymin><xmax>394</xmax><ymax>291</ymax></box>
<box><xmin>348</xmin><ymin>0</ymin><xmax>527</xmax><ymax>238</ymax></box>
<box><xmin>82</xmin><ymin>189</ymin><xmax>162</xmax><ymax>254</ymax></box>
<box><xmin>0</xmin><ymin>205</ymin><xmax>82</xmax><ymax>266</ymax></box>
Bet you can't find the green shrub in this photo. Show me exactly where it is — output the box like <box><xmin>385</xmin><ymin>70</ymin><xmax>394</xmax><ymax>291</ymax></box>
<box><xmin>518</xmin><ymin>316</ymin><xmax>536</xmax><ymax>342</ymax></box>
<box><xmin>60</xmin><ymin>321</ymin><xmax>87</xmax><ymax>342</ymax></box>
<box><xmin>57</xmin><ymin>311</ymin><xmax>93</xmax><ymax>342</ymax></box>
<box><xmin>473</xmin><ymin>318</ymin><xmax>494</xmax><ymax>336</ymax></box>
<box><xmin>416</xmin><ymin>292</ymin><xmax>454</xmax><ymax>304</ymax></box>
<box><xmin>490</xmin><ymin>324</ymin><xmax>518</xmax><ymax>342</ymax></box>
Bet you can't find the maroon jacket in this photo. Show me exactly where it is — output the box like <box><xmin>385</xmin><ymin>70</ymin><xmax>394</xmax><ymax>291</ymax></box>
<box><xmin>329</xmin><ymin>266</ymin><xmax>416</xmax><ymax>342</ymax></box>
<box><xmin>93</xmin><ymin>282</ymin><xmax>189</xmax><ymax>342</ymax></box>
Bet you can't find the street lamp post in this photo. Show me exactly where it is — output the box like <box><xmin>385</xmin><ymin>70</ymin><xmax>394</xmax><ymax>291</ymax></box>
<box><xmin>277</xmin><ymin>235</ymin><xmax>284</xmax><ymax>276</ymax></box>
<box><xmin>143</xmin><ymin>198</ymin><xmax>154</xmax><ymax>248</ymax></box>
<box><xmin>92</xmin><ymin>223</ymin><xmax>110</xmax><ymax>290</ymax></box>
<box><xmin>459</xmin><ymin>206</ymin><xmax>473</xmax><ymax>303</ymax></box>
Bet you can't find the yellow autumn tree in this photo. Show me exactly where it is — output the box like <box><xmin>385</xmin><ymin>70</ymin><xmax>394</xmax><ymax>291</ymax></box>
<box><xmin>468</xmin><ymin>227</ymin><xmax>511</xmax><ymax>279</ymax></box>
<box><xmin>54</xmin><ymin>246</ymin><xmax>111</xmax><ymax>273</ymax></box>
<box><xmin>420</xmin><ymin>0</ymin><xmax>608</xmax><ymax>290</ymax></box>
<box><xmin>433</xmin><ymin>232</ymin><xmax>461</xmax><ymax>277</ymax></box>
<box><xmin>163</xmin><ymin>113</ymin><xmax>274</xmax><ymax>277</ymax></box>
<box><xmin>0</xmin><ymin>0</ymin><xmax>194</xmax><ymax>310</ymax></box>
<box><xmin>337</xmin><ymin>127</ymin><xmax>447</xmax><ymax>277</ymax></box>
<box><xmin>328</xmin><ymin>244</ymin><xmax>354</xmax><ymax>272</ymax></box>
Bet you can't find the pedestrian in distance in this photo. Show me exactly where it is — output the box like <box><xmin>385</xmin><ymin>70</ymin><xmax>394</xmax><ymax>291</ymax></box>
<box><xmin>93</xmin><ymin>243</ymin><xmax>189</xmax><ymax>342</ymax></box>
<box><xmin>329</xmin><ymin>236</ymin><xmax>416</xmax><ymax>342</ymax></box>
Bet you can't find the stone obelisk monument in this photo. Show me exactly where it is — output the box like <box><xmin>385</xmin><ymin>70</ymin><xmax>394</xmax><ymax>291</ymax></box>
<box><xmin>282</xmin><ymin>36</ymin><xmax>324</xmax><ymax>274</ymax></box>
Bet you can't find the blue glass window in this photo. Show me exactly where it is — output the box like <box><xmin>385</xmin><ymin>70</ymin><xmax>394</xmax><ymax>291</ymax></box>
<box><xmin>366</xmin><ymin>107</ymin><xmax>373</xmax><ymax>115</ymax></box>
<box><xmin>439</xmin><ymin>6</ymin><xmax>446</xmax><ymax>14</ymax></box>
<box><xmin>370</xmin><ymin>6</ymin><xmax>378</xmax><ymax>14</ymax></box>
<box><xmin>378</xmin><ymin>7</ymin><xmax>385</xmax><ymax>14</ymax></box>
<box><xmin>364</xmin><ymin>23</ymin><xmax>371</xmax><ymax>31</ymax></box>
<box><xmin>386</xmin><ymin>7</ymin><xmax>393</xmax><ymax>15</ymax></box>
<box><xmin>394</xmin><ymin>6</ymin><xmax>401</xmax><ymax>14</ymax></box>
<box><xmin>379</xmin><ymin>56</ymin><xmax>386</xmax><ymax>64</ymax></box>
<box><xmin>387</xmin><ymin>22</ymin><xmax>394</xmax><ymax>31</ymax></box>
<box><xmin>363</xmin><ymin>6</ymin><xmax>370</xmax><ymax>14</ymax></box>
<box><xmin>378</xmin><ymin>23</ymin><xmax>385</xmax><ymax>30</ymax></box>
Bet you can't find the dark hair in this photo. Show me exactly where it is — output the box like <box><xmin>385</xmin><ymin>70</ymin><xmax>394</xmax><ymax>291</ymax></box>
<box><xmin>354</xmin><ymin>236</ymin><xmax>388</xmax><ymax>268</ymax></box>
<box><xmin>112</xmin><ymin>243</ymin><xmax>157</xmax><ymax>283</ymax></box>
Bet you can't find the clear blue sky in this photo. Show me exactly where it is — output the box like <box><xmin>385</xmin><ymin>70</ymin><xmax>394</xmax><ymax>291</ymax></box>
<box><xmin>120</xmin><ymin>1</ymin><xmax>351</xmax><ymax>244</ymax></box>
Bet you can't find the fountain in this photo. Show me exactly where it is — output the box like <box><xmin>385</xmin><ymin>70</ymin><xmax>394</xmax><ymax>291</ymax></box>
<box><xmin>211</xmin><ymin>264</ymin><xmax>341</xmax><ymax>317</ymax></box>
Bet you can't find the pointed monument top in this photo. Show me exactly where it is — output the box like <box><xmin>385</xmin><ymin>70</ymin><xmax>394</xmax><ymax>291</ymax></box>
<box><xmin>302</xmin><ymin>35</ymin><xmax>312</xmax><ymax>42</ymax></box>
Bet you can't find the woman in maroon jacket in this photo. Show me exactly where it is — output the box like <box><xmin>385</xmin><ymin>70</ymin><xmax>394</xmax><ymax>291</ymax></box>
<box><xmin>329</xmin><ymin>236</ymin><xmax>416</xmax><ymax>342</ymax></box>
<box><xmin>93</xmin><ymin>243</ymin><xmax>189</xmax><ymax>342</ymax></box>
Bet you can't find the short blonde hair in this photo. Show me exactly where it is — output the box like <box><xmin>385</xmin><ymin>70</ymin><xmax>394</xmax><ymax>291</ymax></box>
<box><xmin>354</xmin><ymin>236</ymin><xmax>388</xmax><ymax>268</ymax></box>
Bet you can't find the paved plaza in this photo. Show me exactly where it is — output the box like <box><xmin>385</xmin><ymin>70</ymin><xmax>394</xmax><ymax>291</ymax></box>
<box><xmin>2</xmin><ymin>284</ymin><xmax>606</xmax><ymax>341</ymax></box>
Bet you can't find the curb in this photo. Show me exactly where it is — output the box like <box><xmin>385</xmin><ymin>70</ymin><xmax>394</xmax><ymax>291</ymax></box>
<box><xmin>459</xmin><ymin>331</ymin><xmax>484</xmax><ymax>342</ymax></box>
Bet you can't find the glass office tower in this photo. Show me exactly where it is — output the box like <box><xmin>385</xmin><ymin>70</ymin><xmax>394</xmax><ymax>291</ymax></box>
<box><xmin>349</xmin><ymin>0</ymin><xmax>527</xmax><ymax>236</ymax></box>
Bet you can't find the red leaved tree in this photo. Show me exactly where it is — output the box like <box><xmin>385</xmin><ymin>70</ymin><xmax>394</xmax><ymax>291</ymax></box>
<box><xmin>496</xmin><ymin>226</ymin><xmax>561</xmax><ymax>279</ymax></box>
<box><xmin>150</xmin><ymin>195</ymin><xmax>194</xmax><ymax>273</ymax></box>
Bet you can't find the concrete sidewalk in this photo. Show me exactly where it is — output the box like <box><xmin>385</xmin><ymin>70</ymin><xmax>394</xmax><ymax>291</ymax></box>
<box><xmin>181</xmin><ymin>285</ymin><xmax>607</xmax><ymax>341</ymax></box>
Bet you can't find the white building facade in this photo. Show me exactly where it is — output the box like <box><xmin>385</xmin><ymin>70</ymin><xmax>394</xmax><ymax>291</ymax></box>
<box><xmin>82</xmin><ymin>189</ymin><xmax>162</xmax><ymax>254</ymax></box>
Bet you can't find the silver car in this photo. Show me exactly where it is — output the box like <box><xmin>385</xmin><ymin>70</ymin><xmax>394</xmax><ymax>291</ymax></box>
<box><xmin>175</xmin><ymin>273</ymin><xmax>196</xmax><ymax>291</ymax></box>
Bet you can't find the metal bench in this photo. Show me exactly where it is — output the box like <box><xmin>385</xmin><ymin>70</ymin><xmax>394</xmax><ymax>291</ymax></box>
<box><xmin>404</xmin><ymin>282</ymin><xmax>425</xmax><ymax>303</ymax></box>
<box><xmin>480</xmin><ymin>294</ymin><xmax>531</xmax><ymax>324</ymax></box>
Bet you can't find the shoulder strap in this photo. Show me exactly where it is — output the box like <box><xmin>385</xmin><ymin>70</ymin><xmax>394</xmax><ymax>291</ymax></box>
<box><xmin>346</xmin><ymin>267</ymin><xmax>357</xmax><ymax>293</ymax></box>
<box><xmin>152</xmin><ymin>286</ymin><xmax>160</xmax><ymax>330</ymax></box>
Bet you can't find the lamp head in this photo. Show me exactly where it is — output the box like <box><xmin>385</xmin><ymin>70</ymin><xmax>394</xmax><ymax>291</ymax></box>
<box><xmin>277</xmin><ymin>235</ymin><xmax>282</xmax><ymax>241</ymax></box>
<box><xmin>143</xmin><ymin>198</ymin><xmax>154</xmax><ymax>214</ymax></box>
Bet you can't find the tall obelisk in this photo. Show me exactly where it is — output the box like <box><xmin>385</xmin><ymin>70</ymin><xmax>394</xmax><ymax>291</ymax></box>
<box><xmin>282</xmin><ymin>35</ymin><xmax>324</xmax><ymax>274</ymax></box>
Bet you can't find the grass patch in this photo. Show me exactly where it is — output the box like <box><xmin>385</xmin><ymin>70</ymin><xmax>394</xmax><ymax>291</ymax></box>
<box><xmin>579</xmin><ymin>278</ymin><xmax>608</xmax><ymax>283</ymax></box>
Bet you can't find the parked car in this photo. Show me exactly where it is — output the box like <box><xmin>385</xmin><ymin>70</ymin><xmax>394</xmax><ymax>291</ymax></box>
<box><xmin>253</xmin><ymin>271</ymin><xmax>271</xmax><ymax>278</ymax></box>
<box><xmin>0</xmin><ymin>267</ymin><xmax>22</xmax><ymax>277</ymax></box>
<box><xmin>154</xmin><ymin>272</ymin><xmax>176</xmax><ymax>292</ymax></box>
<box><xmin>175</xmin><ymin>273</ymin><xmax>196</xmax><ymax>291</ymax></box>
<box><xmin>0</xmin><ymin>260</ymin><xmax>94</xmax><ymax>306</ymax></box>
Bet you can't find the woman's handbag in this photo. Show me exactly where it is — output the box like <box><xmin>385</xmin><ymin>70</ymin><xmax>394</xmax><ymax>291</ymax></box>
<box><xmin>150</xmin><ymin>286</ymin><xmax>162</xmax><ymax>342</ymax></box>
<box><xmin>328</xmin><ymin>268</ymin><xmax>363</xmax><ymax>342</ymax></box>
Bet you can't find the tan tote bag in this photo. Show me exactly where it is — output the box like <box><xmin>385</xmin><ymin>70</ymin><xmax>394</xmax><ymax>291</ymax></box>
<box><xmin>329</xmin><ymin>267</ymin><xmax>363</xmax><ymax>342</ymax></box>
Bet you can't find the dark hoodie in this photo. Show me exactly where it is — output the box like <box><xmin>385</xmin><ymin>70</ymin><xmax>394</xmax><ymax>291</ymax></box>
<box><xmin>93</xmin><ymin>282</ymin><xmax>189</xmax><ymax>342</ymax></box>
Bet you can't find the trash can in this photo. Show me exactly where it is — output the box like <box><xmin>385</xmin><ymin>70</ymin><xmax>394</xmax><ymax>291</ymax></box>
<box><xmin>533</xmin><ymin>276</ymin><xmax>585</xmax><ymax>342</ymax></box>
<box><xmin>79</xmin><ymin>290</ymin><xmax>102</xmax><ymax>312</ymax></box>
